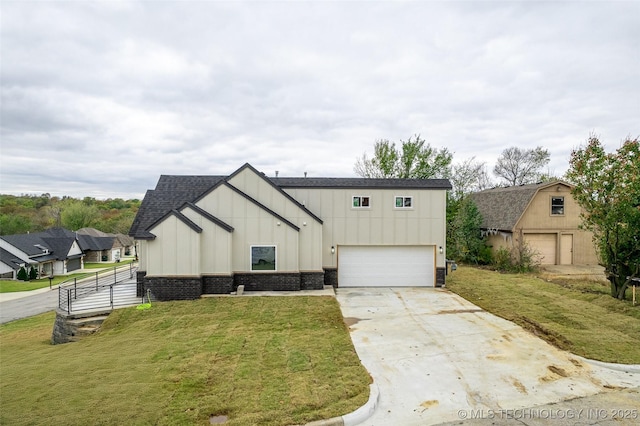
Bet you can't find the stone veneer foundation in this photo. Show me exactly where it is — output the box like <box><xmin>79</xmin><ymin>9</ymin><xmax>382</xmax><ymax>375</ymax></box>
<box><xmin>138</xmin><ymin>266</ymin><xmax>446</xmax><ymax>300</ymax></box>
<box><xmin>139</xmin><ymin>270</ymin><xmax>328</xmax><ymax>300</ymax></box>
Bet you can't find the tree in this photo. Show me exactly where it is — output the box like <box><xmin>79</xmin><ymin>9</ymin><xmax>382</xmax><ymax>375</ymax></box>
<box><xmin>0</xmin><ymin>214</ymin><xmax>33</xmax><ymax>235</ymax></box>
<box><xmin>493</xmin><ymin>146</ymin><xmax>550</xmax><ymax>186</ymax></box>
<box><xmin>447</xmin><ymin>197</ymin><xmax>491</xmax><ymax>264</ymax></box>
<box><xmin>566</xmin><ymin>135</ymin><xmax>640</xmax><ymax>299</ymax></box>
<box><xmin>60</xmin><ymin>200</ymin><xmax>100</xmax><ymax>230</ymax></box>
<box><xmin>28</xmin><ymin>266</ymin><xmax>38</xmax><ymax>280</ymax></box>
<box><xmin>449</xmin><ymin>157</ymin><xmax>494</xmax><ymax>201</ymax></box>
<box><xmin>17</xmin><ymin>266</ymin><xmax>28</xmax><ymax>281</ymax></box>
<box><xmin>354</xmin><ymin>135</ymin><xmax>453</xmax><ymax>179</ymax></box>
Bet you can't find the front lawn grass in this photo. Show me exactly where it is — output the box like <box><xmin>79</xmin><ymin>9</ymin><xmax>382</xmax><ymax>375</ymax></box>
<box><xmin>84</xmin><ymin>259</ymin><xmax>133</xmax><ymax>269</ymax></box>
<box><xmin>446</xmin><ymin>266</ymin><xmax>640</xmax><ymax>364</ymax></box>
<box><xmin>0</xmin><ymin>273</ymin><xmax>89</xmax><ymax>293</ymax></box>
<box><xmin>0</xmin><ymin>296</ymin><xmax>370</xmax><ymax>426</ymax></box>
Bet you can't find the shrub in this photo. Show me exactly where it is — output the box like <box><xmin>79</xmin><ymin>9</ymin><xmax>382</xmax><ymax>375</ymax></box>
<box><xmin>493</xmin><ymin>247</ymin><xmax>513</xmax><ymax>272</ymax></box>
<box><xmin>492</xmin><ymin>231</ymin><xmax>540</xmax><ymax>273</ymax></box>
<box><xmin>28</xmin><ymin>266</ymin><xmax>38</xmax><ymax>280</ymax></box>
<box><xmin>17</xmin><ymin>267</ymin><xmax>28</xmax><ymax>281</ymax></box>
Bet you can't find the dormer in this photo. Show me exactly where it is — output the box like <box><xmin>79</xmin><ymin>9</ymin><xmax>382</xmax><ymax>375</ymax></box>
<box><xmin>32</xmin><ymin>244</ymin><xmax>50</xmax><ymax>256</ymax></box>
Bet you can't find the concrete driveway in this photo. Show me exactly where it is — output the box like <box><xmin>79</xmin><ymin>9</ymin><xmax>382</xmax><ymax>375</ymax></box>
<box><xmin>336</xmin><ymin>287</ymin><xmax>640</xmax><ymax>426</ymax></box>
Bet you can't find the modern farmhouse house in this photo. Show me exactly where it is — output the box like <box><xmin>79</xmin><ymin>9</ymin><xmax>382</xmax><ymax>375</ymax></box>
<box><xmin>0</xmin><ymin>228</ymin><xmax>84</xmax><ymax>279</ymax></box>
<box><xmin>129</xmin><ymin>163</ymin><xmax>451</xmax><ymax>300</ymax></box>
<box><xmin>470</xmin><ymin>181</ymin><xmax>599</xmax><ymax>265</ymax></box>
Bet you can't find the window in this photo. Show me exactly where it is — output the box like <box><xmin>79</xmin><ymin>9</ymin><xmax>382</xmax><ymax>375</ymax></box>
<box><xmin>551</xmin><ymin>196</ymin><xmax>564</xmax><ymax>215</ymax></box>
<box><xmin>352</xmin><ymin>196</ymin><xmax>370</xmax><ymax>208</ymax></box>
<box><xmin>395</xmin><ymin>196</ymin><xmax>413</xmax><ymax>208</ymax></box>
<box><xmin>251</xmin><ymin>245</ymin><xmax>276</xmax><ymax>271</ymax></box>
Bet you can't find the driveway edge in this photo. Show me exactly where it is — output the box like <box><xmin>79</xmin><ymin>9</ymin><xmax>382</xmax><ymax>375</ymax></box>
<box><xmin>305</xmin><ymin>382</ymin><xmax>379</xmax><ymax>426</ymax></box>
<box><xmin>576</xmin><ymin>355</ymin><xmax>640</xmax><ymax>374</ymax></box>
<box><xmin>343</xmin><ymin>382</ymin><xmax>379</xmax><ymax>426</ymax></box>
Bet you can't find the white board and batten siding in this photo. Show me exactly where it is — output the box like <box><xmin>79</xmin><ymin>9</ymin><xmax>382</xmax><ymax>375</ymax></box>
<box><xmin>338</xmin><ymin>245</ymin><xmax>435</xmax><ymax>287</ymax></box>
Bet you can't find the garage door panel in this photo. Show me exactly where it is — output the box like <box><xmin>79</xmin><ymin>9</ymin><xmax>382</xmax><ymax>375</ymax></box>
<box><xmin>338</xmin><ymin>246</ymin><xmax>434</xmax><ymax>287</ymax></box>
<box><xmin>525</xmin><ymin>234</ymin><xmax>556</xmax><ymax>265</ymax></box>
<box><xmin>67</xmin><ymin>258</ymin><xmax>82</xmax><ymax>272</ymax></box>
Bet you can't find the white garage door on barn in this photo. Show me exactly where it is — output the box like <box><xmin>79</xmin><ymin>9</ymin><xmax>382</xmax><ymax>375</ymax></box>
<box><xmin>338</xmin><ymin>245</ymin><xmax>435</xmax><ymax>287</ymax></box>
<box><xmin>525</xmin><ymin>233</ymin><xmax>557</xmax><ymax>265</ymax></box>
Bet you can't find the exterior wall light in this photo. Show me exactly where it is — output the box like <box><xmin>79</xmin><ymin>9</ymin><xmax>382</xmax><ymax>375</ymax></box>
<box><xmin>439</xmin><ymin>246</ymin><xmax>443</xmax><ymax>254</ymax></box>
<box><xmin>331</xmin><ymin>246</ymin><xmax>335</xmax><ymax>254</ymax></box>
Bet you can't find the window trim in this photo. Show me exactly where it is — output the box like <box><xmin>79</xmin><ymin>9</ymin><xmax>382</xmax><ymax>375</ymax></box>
<box><xmin>551</xmin><ymin>196</ymin><xmax>565</xmax><ymax>216</ymax></box>
<box><xmin>394</xmin><ymin>195</ymin><xmax>413</xmax><ymax>209</ymax></box>
<box><xmin>352</xmin><ymin>195</ymin><xmax>371</xmax><ymax>209</ymax></box>
<box><xmin>250</xmin><ymin>245</ymin><xmax>277</xmax><ymax>271</ymax></box>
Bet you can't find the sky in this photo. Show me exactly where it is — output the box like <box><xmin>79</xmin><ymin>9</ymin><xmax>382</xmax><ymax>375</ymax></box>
<box><xmin>1</xmin><ymin>0</ymin><xmax>638</xmax><ymax>200</ymax></box>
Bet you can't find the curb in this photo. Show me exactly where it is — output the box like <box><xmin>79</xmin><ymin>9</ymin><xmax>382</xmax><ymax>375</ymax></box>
<box><xmin>576</xmin><ymin>355</ymin><xmax>640</xmax><ymax>374</ymax></box>
<box><xmin>305</xmin><ymin>382</ymin><xmax>379</xmax><ymax>426</ymax></box>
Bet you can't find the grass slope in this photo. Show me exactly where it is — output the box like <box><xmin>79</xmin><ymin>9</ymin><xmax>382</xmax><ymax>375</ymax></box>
<box><xmin>446</xmin><ymin>266</ymin><xmax>640</xmax><ymax>364</ymax></box>
<box><xmin>0</xmin><ymin>297</ymin><xmax>370</xmax><ymax>425</ymax></box>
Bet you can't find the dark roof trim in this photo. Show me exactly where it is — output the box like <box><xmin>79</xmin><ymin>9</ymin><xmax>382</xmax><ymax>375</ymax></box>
<box><xmin>230</xmin><ymin>163</ymin><xmax>324</xmax><ymax>224</ymax></box>
<box><xmin>135</xmin><ymin>232</ymin><xmax>156</xmax><ymax>240</ymax></box>
<box><xmin>146</xmin><ymin>209</ymin><xmax>203</xmax><ymax>234</ymax></box>
<box><xmin>224</xmin><ymin>182</ymin><xmax>300</xmax><ymax>231</ymax></box>
<box><xmin>182</xmin><ymin>202</ymin><xmax>234</xmax><ymax>233</ymax></box>
<box><xmin>190</xmin><ymin>178</ymin><xmax>228</xmax><ymax>204</ymax></box>
<box><xmin>271</xmin><ymin>177</ymin><xmax>452</xmax><ymax>190</ymax></box>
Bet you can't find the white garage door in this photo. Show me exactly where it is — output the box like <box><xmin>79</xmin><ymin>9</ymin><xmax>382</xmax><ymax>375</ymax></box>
<box><xmin>338</xmin><ymin>245</ymin><xmax>435</xmax><ymax>287</ymax></box>
<box><xmin>525</xmin><ymin>234</ymin><xmax>556</xmax><ymax>265</ymax></box>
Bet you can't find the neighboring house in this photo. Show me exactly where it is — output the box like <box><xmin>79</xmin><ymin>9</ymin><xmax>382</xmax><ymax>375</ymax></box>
<box><xmin>129</xmin><ymin>163</ymin><xmax>451</xmax><ymax>300</ymax></box>
<box><xmin>114</xmin><ymin>233</ymin><xmax>136</xmax><ymax>257</ymax></box>
<box><xmin>0</xmin><ymin>228</ymin><xmax>85</xmax><ymax>278</ymax></box>
<box><xmin>0</xmin><ymin>247</ymin><xmax>23</xmax><ymax>279</ymax></box>
<box><xmin>75</xmin><ymin>229</ymin><xmax>115</xmax><ymax>262</ymax></box>
<box><xmin>470</xmin><ymin>181</ymin><xmax>599</xmax><ymax>265</ymax></box>
<box><xmin>76</xmin><ymin>228</ymin><xmax>135</xmax><ymax>262</ymax></box>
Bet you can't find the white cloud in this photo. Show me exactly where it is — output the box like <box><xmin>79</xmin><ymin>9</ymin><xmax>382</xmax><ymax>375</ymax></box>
<box><xmin>1</xmin><ymin>0</ymin><xmax>638</xmax><ymax>199</ymax></box>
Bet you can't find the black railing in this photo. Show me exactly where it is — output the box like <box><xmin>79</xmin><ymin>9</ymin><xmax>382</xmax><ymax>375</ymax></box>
<box><xmin>58</xmin><ymin>263</ymin><xmax>141</xmax><ymax>313</ymax></box>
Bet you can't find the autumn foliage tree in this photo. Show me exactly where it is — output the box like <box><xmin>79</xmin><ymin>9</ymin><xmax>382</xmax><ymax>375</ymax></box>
<box><xmin>566</xmin><ymin>135</ymin><xmax>640</xmax><ymax>299</ymax></box>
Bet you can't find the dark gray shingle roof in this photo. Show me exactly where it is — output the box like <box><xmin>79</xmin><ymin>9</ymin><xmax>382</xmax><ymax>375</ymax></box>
<box><xmin>271</xmin><ymin>177</ymin><xmax>452</xmax><ymax>190</ymax></box>
<box><xmin>0</xmin><ymin>228</ymin><xmax>78</xmax><ymax>261</ymax></box>
<box><xmin>129</xmin><ymin>165</ymin><xmax>453</xmax><ymax>239</ymax></box>
<box><xmin>76</xmin><ymin>228</ymin><xmax>134</xmax><ymax>249</ymax></box>
<box><xmin>76</xmin><ymin>234</ymin><xmax>114</xmax><ymax>251</ymax></box>
<box><xmin>0</xmin><ymin>247</ymin><xmax>27</xmax><ymax>269</ymax></box>
<box><xmin>129</xmin><ymin>176</ymin><xmax>225</xmax><ymax>239</ymax></box>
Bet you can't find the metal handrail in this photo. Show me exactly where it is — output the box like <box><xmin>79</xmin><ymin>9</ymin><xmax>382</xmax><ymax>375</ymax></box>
<box><xmin>58</xmin><ymin>263</ymin><xmax>139</xmax><ymax>313</ymax></box>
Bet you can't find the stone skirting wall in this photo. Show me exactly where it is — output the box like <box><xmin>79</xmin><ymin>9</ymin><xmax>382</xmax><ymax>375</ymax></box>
<box><xmin>138</xmin><ymin>271</ymin><xmax>329</xmax><ymax>299</ymax></box>
<box><xmin>300</xmin><ymin>271</ymin><xmax>325</xmax><ymax>290</ymax></box>
<box><xmin>323</xmin><ymin>268</ymin><xmax>338</xmax><ymax>288</ymax></box>
<box><xmin>202</xmin><ymin>276</ymin><xmax>234</xmax><ymax>294</ymax></box>
<box><xmin>436</xmin><ymin>267</ymin><xmax>446</xmax><ymax>287</ymax></box>
<box><xmin>136</xmin><ymin>270</ymin><xmax>147</xmax><ymax>297</ymax></box>
<box><xmin>234</xmin><ymin>273</ymin><xmax>301</xmax><ymax>291</ymax></box>
<box><xmin>144</xmin><ymin>276</ymin><xmax>202</xmax><ymax>301</ymax></box>
<box><xmin>51</xmin><ymin>309</ymin><xmax>111</xmax><ymax>345</ymax></box>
